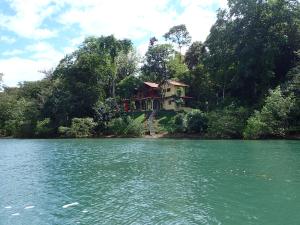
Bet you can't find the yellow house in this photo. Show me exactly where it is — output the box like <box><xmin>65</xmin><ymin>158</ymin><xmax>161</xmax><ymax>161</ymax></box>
<box><xmin>161</xmin><ymin>80</ymin><xmax>189</xmax><ymax>110</ymax></box>
<box><xmin>123</xmin><ymin>80</ymin><xmax>191</xmax><ymax>111</ymax></box>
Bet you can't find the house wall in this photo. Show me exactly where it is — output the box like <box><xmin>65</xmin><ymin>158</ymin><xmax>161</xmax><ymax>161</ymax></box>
<box><xmin>162</xmin><ymin>83</ymin><xmax>186</xmax><ymax>98</ymax></box>
<box><xmin>161</xmin><ymin>83</ymin><xmax>186</xmax><ymax>111</ymax></box>
<box><xmin>162</xmin><ymin>98</ymin><xmax>177</xmax><ymax>110</ymax></box>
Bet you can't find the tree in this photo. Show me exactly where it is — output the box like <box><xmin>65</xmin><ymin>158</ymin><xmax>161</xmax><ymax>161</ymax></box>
<box><xmin>164</xmin><ymin>24</ymin><xmax>192</xmax><ymax>61</ymax></box>
<box><xmin>243</xmin><ymin>87</ymin><xmax>296</xmax><ymax>139</ymax></box>
<box><xmin>0</xmin><ymin>73</ymin><xmax>3</xmax><ymax>91</ymax></box>
<box><xmin>185</xmin><ymin>41</ymin><xmax>206</xmax><ymax>70</ymax></box>
<box><xmin>53</xmin><ymin>50</ymin><xmax>107</xmax><ymax>120</ymax></box>
<box><xmin>149</xmin><ymin>36</ymin><xmax>158</xmax><ymax>46</ymax></box>
<box><xmin>117</xmin><ymin>75</ymin><xmax>142</xmax><ymax>99</ymax></box>
<box><xmin>96</xmin><ymin>36</ymin><xmax>133</xmax><ymax>98</ymax></box>
<box><xmin>205</xmin><ymin>0</ymin><xmax>300</xmax><ymax>105</ymax></box>
<box><xmin>116</xmin><ymin>49</ymin><xmax>140</xmax><ymax>81</ymax></box>
<box><xmin>186</xmin><ymin>109</ymin><xmax>208</xmax><ymax>134</ymax></box>
<box><xmin>167</xmin><ymin>53</ymin><xmax>189</xmax><ymax>79</ymax></box>
<box><xmin>141</xmin><ymin>43</ymin><xmax>174</xmax><ymax>84</ymax></box>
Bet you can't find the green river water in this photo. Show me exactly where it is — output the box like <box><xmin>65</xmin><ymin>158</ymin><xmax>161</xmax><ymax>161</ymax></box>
<box><xmin>0</xmin><ymin>139</ymin><xmax>299</xmax><ymax>225</ymax></box>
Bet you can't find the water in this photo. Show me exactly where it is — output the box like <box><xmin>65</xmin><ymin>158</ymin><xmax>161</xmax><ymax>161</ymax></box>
<box><xmin>0</xmin><ymin>139</ymin><xmax>299</xmax><ymax>225</ymax></box>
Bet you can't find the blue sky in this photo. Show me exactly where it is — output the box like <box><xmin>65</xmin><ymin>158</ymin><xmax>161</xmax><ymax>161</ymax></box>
<box><xmin>0</xmin><ymin>0</ymin><xmax>226</xmax><ymax>87</ymax></box>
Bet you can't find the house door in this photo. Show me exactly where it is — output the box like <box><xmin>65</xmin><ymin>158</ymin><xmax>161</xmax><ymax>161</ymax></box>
<box><xmin>153</xmin><ymin>99</ymin><xmax>161</xmax><ymax>110</ymax></box>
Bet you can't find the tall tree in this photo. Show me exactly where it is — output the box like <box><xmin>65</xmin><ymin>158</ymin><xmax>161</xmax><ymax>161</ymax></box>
<box><xmin>185</xmin><ymin>41</ymin><xmax>206</xmax><ymax>70</ymax></box>
<box><xmin>141</xmin><ymin>43</ymin><xmax>174</xmax><ymax>84</ymax></box>
<box><xmin>205</xmin><ymin>0</ymin><xmax>300</xmax><ymax>105</ymax></box>
<box><xmin>92</xmin><ymin>36</ymin><xmax>133</xmax><ymax>98</ymax></box>
<box><xmin>164</xmin><ymin>24</ymin><xmax>192</xmax><ymax>61</ymax></box>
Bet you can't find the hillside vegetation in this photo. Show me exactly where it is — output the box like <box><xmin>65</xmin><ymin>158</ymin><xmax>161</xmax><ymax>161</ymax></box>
<box><xmin>0</xmin><ymin>0</ymin><xmax>299</xmax><ymax>139</ymax></box>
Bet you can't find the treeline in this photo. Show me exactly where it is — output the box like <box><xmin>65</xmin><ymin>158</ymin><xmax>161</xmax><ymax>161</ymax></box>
<box><xmin>0</xmin><ymin>0</ymin><xmax>299</xmax><ymax>139</ymax></box>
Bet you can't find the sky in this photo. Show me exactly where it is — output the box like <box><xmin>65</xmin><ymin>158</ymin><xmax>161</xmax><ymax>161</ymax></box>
<box><xmin>0</xmin><ymin>0</ymin><xmax>227</xmax><ymax>87</ymax></box>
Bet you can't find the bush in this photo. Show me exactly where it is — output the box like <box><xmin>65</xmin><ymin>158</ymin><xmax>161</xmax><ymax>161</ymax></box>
<box><xmin>243</xmin><ymin>87</ymin><xmax>295</xmax><ymax>139</ymax></box>
<box><xmin>35</xmin><ymin>118</ymin><xmax>53</xmax><ymax>137</ymax></box>
<box><xmin>207</xmin><ymin>106</ymin><xmax>249</xmax><ymax>138</ymax></box>
<box><xmin>108</xmin><ymin>117</ymin><xmax>128</xmax><ymax>135</ymax></box>
<box><xmin>108</xmin><ymin>116</ymin><xmax>144</xmax><ymax>137</ymax></box>
<box><xmin>59</xmin><ymin>118</ymin><xmax>96</xmax><ymax>138</ymax></box>
<box><xmin>186</xmin><ymin>109</ymin><xmax>208</xmax><ymax>133</ymax></box>
<box><xmin>171</xmin><ymin>113</ymin><xmax>186</xmax><ymax>133</ymax></box>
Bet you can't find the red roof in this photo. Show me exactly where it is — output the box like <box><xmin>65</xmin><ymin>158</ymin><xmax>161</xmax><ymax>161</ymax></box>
<box><xmin>144</xmin><ymin>82</ymin><xmax>159</xmax><ymax>88</ymax></box>
<box><xmin>143</xmin><ymin>80</ymin><xmax>188</xmax><ymax>88</ymax></box>
<box><xmin>167</xmin><ymin>80</ymin><xmax>189</xmax><ymax>87</ymax></box>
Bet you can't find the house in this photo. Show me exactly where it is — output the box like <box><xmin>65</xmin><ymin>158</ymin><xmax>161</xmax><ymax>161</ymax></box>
<box><xmin>123</xmin><ymin>80</ymin><xmax>192</xmax><ymax>111</ymax></box>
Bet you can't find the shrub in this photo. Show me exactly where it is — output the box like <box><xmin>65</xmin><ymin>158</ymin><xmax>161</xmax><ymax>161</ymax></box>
<box><xmin>35</xmin><ymin>118</ymin><xmax>53</xmax><ymax>137</ymax></box>
<box><xmin>171</xmin><ymin>113</ymin><xmax>186</xmax><ymax>133</ymax></box>
<box><xmin>108</xmin><ymin>117</ymin><xmax>128</xmax><ymax>135</ymax></box>
<box><xmin>186</xmin><ymin>109</ymin><xmax>208</xmax><ymax>133</ymax></box>
<box><xmin>243</xmin><ymin>87</ymin><xmax>295</xmax><ymax>139</ymax></box>
<box><xmin>207</xmin><ymin>106</ymin><xmax>249</xmax><ymax>138</ymax></box>
<box><xmin>58</xmin><ymin>126</ymin><xmax>71</xmax><ymax>137</ymax></box>
<box><xmin>108</xmin><ymin>116</ymin><xmax>144</xmax><ymax>137</ymax></box>
<box><xmin>59</xmin><ymin>118</ymin><xmax>96</xmax><ymax>138</ymax></box>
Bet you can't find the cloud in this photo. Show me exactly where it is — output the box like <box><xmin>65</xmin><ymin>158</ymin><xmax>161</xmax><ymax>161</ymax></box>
<box><xmin>0</xmin><ymin>0</ymin><xmax>59</xmax><ymax>39</ymax></box>
<box><xmin>0</xmin><ymin>0</ymin><xmax>227</xmax><ymax>86</ymax></box>
<box><xmin>0</xmin><ymin>36</ymin><xmax>16</xmax><ymax>44</ymax></box>
<box><xmin>26</xmin><ymin>42</ymin><xmax>64</xmax><ymax>61</ymax></box>
<box><xmin>0</xmin><ymin>57</ymin><xmax>53</xmax><ymax>86</ymax></box>
<box><xmin>58</xmin><ymin>0</ymin><xmax>174</xmax><ymax>40</ymax></box>
<box><xmin>1</xmin><ymin>42</ymin><xmax>64</xmax><ymax>86</ymax></box>
<box><xmin>1</xmin><ymin>49</ymin><xmax>24</xmax><ymax>56</ymax></box>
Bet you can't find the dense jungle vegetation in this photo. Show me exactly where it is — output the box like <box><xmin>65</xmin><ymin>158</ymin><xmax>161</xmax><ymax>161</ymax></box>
<box><xmin>0</xmin><ymin>0</ymin><xmax>299</xmax><ymax>139</ymax></box>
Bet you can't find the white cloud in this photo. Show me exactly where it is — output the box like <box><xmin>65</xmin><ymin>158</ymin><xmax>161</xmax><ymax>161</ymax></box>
<box><xmin>26</xmin><ymin>42</ymin><xmax>64</xmax><ymax>61</ymax></box>
<box><xmin>58</xmin><ymin>0</ymin><xmax>175</xmax><ymax>40</ymax></box>
<box><xmin>1</xmin><ymin>42</ymin><xmax>64</xmax><ymax>86</ymax></box>
<box><xmin>57</xmin><ymin>0</ymin><xmax>226</xmax><ymax>56</ymax></box>
<box><xmin>2</xmin><ymin>49</ymin><xmax>24</xmax><ymax>56</ymax></box>
<box><xmin>0</xmin><ymin>57</ymin><xmax>54</xmax><ymax>86</ymax></box>
<box><xmin>0</xmin><ymin>36</ymin><xmax>16</xmax><ymax>44</ymax></box>
<box><xmin>0</xmin><ymin>0</ymin><xmax>227</xmax><ymax>86</ymax></box>
<box><xmin>0</xmin><ymin>0</ymin><xmax>59</xmax><ymax>39</ymax></box>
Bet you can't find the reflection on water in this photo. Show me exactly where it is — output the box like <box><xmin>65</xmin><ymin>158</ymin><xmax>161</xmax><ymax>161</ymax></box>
<box><xmin>0</xmin><ymin>139</ymin><xmax>299</xmax><ymax>224</ymax></box>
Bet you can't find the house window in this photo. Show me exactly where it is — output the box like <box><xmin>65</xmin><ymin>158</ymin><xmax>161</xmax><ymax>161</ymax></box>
<box><xmin>168</xmin><ymin>100</ymin><xmax>172</xmax><ymax>105</ymax></box>
<box><xmin>166</xmin><ymin>88</ymin><xmax>171</xmax><ymax>92</ymax></box>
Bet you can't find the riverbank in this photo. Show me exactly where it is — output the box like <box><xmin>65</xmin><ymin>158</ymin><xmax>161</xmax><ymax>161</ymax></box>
<box><xmin>1</xmin><ymin>131</ymin><xmax>299</xmax><ymax>140</ymax></box>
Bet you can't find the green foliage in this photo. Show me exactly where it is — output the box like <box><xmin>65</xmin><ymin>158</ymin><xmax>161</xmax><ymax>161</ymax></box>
<box><xmin>35</xmin><ymin>118</ymin><xmax>53</xmax><ymax>137</ymax></box>
<box><xmin>108</xmin><ymin>116</ymin><xmax>144</xmax><ymax>137</ymax></box>
<box><xmin>168</xmin><ymin>54</ymin><xmax>189</xmax><ymax>79</ymax></box>
<box><xmin>163</xmin><ymin>24</ymin><xmax>192</xmax><ymax>56</ymax></box>
<box><xmin>184</xmin><ymin>41</ymin><xmax>206</xmax><ymax>70</ymax></box>
<box><xmin>179</xmin><ymin>64</ymin><xmax>215</xmax><ymax>110</ymax></box>
<box><xmin>117</xmin><ymin>75</ymin><xmax>142</xmax><ymax>99</ymax></box>
<box><xmin>244</xmin><ymin>87</ymin><xmax>296</xmax><ymax>139</ymax></box>
<box><xmin>59</xmin><ymin>118</ymin><xmax>96</xmax><ymax>138</ymax></box>
<box><xmin>0</xmin><ymin>92</ymin><xmax>39</xmax><ymax>137</ymax></box>
<box><xmin>156</xmin><ymin>110</ymin><xmax>177</xmax><ymax>132</ymax></box>
<box><xmin>186</xmin><ymin>110</ymin><xmax>208</xmax><ymax>134</ymax></box>
<box><xmin>171</xmin><ymin>113</ymin><xmax>186</xmax><ymax>133</ymax></box>
<box><xmin>205</xmin><ymin>0</ymin><xmax>300</xmax><ymax>105</ymax></box>
<box><xmin>0</xmin><ymin>13</ymin><xmax>299</xmax><ymax>139</ymax></box>
<box><xmin>207</xmin><ymin>106</ymin><xmax>249</xmax><ymax>138</ymax></box>
<box><xmin>141</xmin><ymin>43</ymin><xmax>174</xmax><ymax>83</ymax></box>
